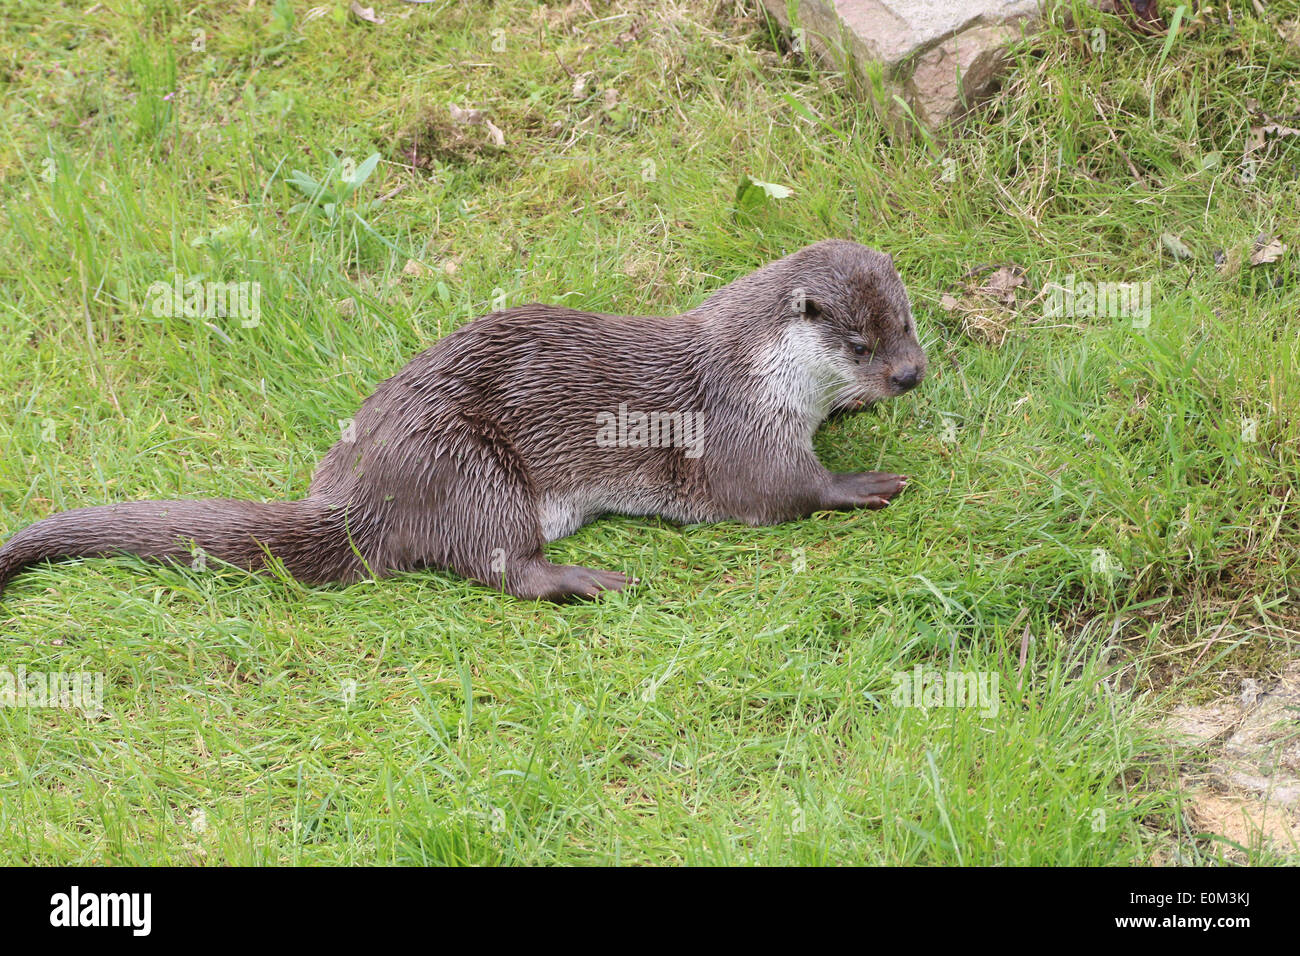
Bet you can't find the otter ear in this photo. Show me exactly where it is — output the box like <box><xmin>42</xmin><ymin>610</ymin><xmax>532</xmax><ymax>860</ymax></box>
<box><xmin>789</xmin><ymin>288</ymin><xmax>821</xmax><ymax>319</ymax></box>
<box><xmin>790</xmin><ymin>295</ymin><xmax>821</xmax><ymax>321</ymax></box>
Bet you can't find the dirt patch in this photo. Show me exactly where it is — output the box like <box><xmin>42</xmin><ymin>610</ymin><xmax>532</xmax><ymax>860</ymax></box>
<box><xmin>393</xmin><ymin>107</ymin><xmax>506</xmax><ymax>170</ymax></box>
<box><xmin>937</xmin><ymin>263</ymin><xmax>1030</xmax><ymax>346</ymax></box>
<box><xmin>1163</xmin><ymin>661</ymin><xmax>1300</xmax><ymax>859</ymax></box>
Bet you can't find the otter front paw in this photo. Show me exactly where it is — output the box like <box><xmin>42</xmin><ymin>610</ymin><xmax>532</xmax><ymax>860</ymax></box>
<box><xmin>825</xmin><ymin>471</ymin><xmax>909</xmax><ymax>510</ymax></box>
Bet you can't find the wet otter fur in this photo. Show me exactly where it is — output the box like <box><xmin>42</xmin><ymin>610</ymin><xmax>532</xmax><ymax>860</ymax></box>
<box><xmin>0</xmin><ymin>240</ymin><xmax>926</xmax><ymax>601</ymax></box>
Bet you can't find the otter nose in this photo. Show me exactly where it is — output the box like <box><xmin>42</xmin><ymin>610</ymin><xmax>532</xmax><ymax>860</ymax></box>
<box><xmin>890</xmin><ymin>365</ymin><xmax>921</xmax><ymax>391</ymax></box>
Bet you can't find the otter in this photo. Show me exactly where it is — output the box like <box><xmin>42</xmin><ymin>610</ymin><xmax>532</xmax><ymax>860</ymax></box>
<box><xmin>0</xmin><ymin>240</ymin><xmax>926</xmax><ymax>602</ymax></box>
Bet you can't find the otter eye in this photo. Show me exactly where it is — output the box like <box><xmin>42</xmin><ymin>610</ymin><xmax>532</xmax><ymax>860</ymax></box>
<box><xmin>851</xmin><ymin>343</ymin><xmax>869</xmax><ymax>356</ymax></box>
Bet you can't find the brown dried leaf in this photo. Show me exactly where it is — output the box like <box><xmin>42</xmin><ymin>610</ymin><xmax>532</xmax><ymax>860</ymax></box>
<box><xmin>615</xmin><ymin>18</ymin><xmax>644</xmax><ymax>47</ymax></box>
<box><xmin>1249</xmin><ymin>235</ymin><xmax>1287</xmax><ymax>266</ymax></box>
<box><xmin>978</xmin><ymin>266</ymin><xmax>1025</xmax><ymax>305</ymax></box>
<box><xmin>448</xmin><ymin>103</ymin><xmax>484</xmax><ymax>125</ymax></box>
<box><xmin>349</xmin><ymin>1</ymin><xmax>385</xmax><ymax>24</ymax></box>
<box><xmin>447</xmin><ymin>103</ymin><xmax>504</xmax><ymax>148</ymax></box>
<box><xmin>1259</xmin><ymin>122</ymin><xmax>1300</xmax><ymax>139</ymax></box>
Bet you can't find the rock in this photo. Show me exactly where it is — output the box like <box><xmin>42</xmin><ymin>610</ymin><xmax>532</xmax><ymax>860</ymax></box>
<box><xmin>760</xmin><ymin>0</ymin><xmax>1039</xmax><ymax>131</ymax></box>
<box><xmin>905</xmin><ymin>24</ymin><xmax>1021</xmax><ymax>128</ymax></box>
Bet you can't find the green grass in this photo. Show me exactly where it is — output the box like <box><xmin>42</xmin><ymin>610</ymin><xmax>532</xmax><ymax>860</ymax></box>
<box><xmin>0</xmin><ymin>0</ymin><xmax>1297</xmax><ymax>864</ymax></box>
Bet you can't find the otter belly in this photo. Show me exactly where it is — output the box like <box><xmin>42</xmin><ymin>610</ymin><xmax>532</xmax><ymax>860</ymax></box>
<box><xmin>537</xmin><ymin>487</ymin><xmax>705</xmax><ymax>542</ymax></box>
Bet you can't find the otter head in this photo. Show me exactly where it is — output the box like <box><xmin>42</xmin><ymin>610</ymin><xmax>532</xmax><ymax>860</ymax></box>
<box><xmin>782</xmin><ymin>240</ymin><xmax>927</xmax><ymax>415</ymax></box>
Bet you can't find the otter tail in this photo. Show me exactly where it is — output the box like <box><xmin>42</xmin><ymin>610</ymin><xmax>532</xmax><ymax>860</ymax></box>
<box><xmin>0</xmin><ymin>498</ymin><xmax>365</xmax><ymax>596</ymax></box>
